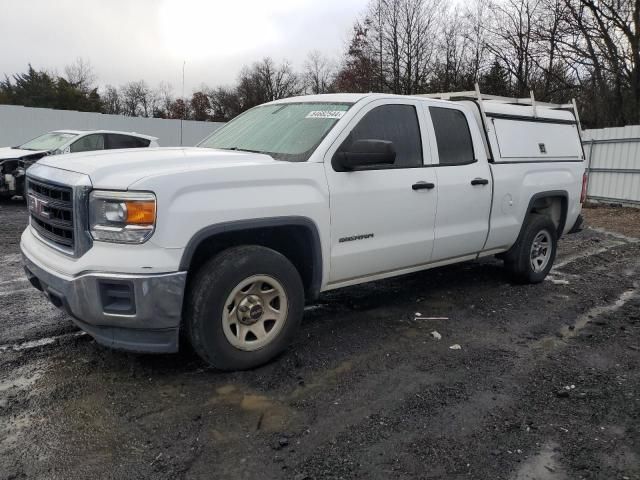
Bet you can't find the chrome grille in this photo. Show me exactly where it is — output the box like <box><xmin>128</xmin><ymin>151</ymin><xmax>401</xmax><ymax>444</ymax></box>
<box><xmin>27</xmin><ymin>178</ymin><xmax>75</xmax><ymax>251</ymax></box>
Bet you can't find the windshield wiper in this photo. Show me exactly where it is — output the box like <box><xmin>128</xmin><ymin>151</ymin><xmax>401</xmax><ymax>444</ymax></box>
<box><xmin>226</xmin><ymin>147</ymin><xmax>263</xmax><ymax>154</ymax></box>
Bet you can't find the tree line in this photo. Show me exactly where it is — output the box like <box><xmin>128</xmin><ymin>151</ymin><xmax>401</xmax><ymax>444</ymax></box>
<box><xmin>1</xmin><ymin>0</ymin><xmax>637</xmax><ymax>128</ymax></box>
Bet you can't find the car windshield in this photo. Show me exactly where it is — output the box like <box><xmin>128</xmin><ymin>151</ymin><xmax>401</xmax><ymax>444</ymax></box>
<box><xmin>198</xmin><ymin>102</ymin><xmax>353</xmax><ymax>162</ymax></box>
<box><xmin>18</xmin><ymin>132</ymin><xmax>78</xmax><ymax>151</ymax></box>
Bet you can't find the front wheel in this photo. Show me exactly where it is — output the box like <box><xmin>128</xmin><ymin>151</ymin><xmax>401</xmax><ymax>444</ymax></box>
<box><xmin>505</xmin><ymin>214</ymin><xmax>557</xmax><ymax>284</ymax></box>
<box><xmin>185</xmin><ymin>245</ymin><xmax>304</xmax><ymax>370</ymax></box>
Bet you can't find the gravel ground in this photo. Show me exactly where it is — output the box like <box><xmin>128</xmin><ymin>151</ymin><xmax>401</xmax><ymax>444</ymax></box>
<box><xmin>1</xmin><ymin>199</ymin><xmax>639</xmax><ymax>480</ymax></box>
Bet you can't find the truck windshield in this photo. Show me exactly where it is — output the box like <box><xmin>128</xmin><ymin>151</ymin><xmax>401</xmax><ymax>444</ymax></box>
<box><xmin>18</xmin><ymin>132</ymin><xmax>77</xmax><ymax>151</ymax></box>
<box><xmin>198</xmin><ymin>102</ymin><xmax>352</xmax><ymax>162</ymax></box>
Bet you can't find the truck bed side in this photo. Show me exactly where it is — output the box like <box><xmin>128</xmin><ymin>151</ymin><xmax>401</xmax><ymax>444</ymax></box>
<box><xmin>485</xmin><ymin>161</ymin><xmax>584</xmax><ymax>251</ymax></box>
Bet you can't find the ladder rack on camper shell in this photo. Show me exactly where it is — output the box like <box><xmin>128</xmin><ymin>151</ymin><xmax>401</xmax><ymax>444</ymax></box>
<box><xmin>417</xmin><ymin>83</ymin><xmax>583</xmax><ymax>132</ymax></box>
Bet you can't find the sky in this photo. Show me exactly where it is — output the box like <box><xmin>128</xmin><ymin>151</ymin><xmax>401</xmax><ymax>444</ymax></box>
<box><xmin>0</xmin><ymin>0</ymin><xmax>369</xmax><ymax>94</ymax></box>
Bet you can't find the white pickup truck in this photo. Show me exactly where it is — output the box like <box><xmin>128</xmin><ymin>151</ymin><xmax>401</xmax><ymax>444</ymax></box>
<box><xmin>21</xmin><ymin>91</ymin><xmax>586</xmax><ymax>370</ymax></box>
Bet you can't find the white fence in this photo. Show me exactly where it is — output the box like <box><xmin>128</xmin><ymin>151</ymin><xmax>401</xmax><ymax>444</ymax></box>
<box><xmin>582</xmin><ymin>126</ymin><xmax>640</xmax><ymax>206</ymax></box>
<box><xmin>0</xmin><ymin>105</ymin><xmax>224</xmax><ymax>147</ymax></box>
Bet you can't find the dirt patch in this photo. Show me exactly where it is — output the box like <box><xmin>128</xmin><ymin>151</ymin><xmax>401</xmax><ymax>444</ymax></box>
<box><xmin>583</xmin><ymin>203</ymin><xmax>640</xmax><ymax>238</ymax></box>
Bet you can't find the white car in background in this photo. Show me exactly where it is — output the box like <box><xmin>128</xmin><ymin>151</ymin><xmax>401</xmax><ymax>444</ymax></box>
<box><xmin>0</xmin><ymin>130</ymin><xmax>159</xmax><ymax>199</ymax></box>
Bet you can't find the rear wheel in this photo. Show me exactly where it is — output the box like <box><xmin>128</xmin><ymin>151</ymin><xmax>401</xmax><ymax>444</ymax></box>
<box><xmin>505</xmin><ymin>214</ymin><xmax>557</xmax><ymax>284</ymax></box>
<box><xmin>184</xmin><ymin>245</ymin><xmax>304</xmax><ymax>370</ymax></box>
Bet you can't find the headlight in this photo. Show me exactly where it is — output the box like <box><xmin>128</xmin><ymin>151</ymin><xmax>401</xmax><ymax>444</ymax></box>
<box><xmin>89</xmin><ymin>190</ymin><xmax>156</xmax><ymax>244</ymax></box>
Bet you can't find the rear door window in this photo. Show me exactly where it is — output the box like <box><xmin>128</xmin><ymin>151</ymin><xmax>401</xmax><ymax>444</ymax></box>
<box><xmin>106</xmin><ymin>134</ymin><xmax>151</xmax><ymax>149</ymax></box>
<box><xmin>70</xmin><ymin>134</ymin><xmax>105</xmax><ymax>153</ymax></box>
<box><xmin>429</xmin><ymin>107</ymin><xmax>475</xmax><ymax>165</ymax></box>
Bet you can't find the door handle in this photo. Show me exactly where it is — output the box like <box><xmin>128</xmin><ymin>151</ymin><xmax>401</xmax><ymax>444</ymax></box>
<box><xmin>412</xmin><ymin>182</ymin><xmax>435</xmax><ymax>190</ymax></box>
<box><xmin>470</xmin><ymin>178</ymin><xmax>489</xmax><ymax>186</ymax></box>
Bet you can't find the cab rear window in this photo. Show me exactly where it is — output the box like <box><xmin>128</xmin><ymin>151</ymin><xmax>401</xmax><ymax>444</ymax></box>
<box><xmin>106</xmin><ymin>134</ymin><xmax>150</xmax><ymax>149</ymax></box>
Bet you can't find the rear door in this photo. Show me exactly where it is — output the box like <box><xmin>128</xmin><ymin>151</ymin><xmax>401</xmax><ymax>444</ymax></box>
<box><xmin>324</xmin><ymin>99</ymin><xmax>437</xmax><ymax>284</ymax></box>
<box><xmin>425</xmin><ymin>104</ymin><xmax>492</xmax><ymax>261</ymax></box>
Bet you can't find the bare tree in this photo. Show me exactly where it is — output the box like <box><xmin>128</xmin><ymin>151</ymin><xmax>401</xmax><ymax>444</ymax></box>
<box><xmin>190</xmin><ymin>91</ymin><xmax>212</xmax><ymax>121</ymax></box>
<box><xmin>101</xmin><ymin>85</ymin><xmax>121</xmax><ymax>114</ymax></box>
<box><xmin>64</xmin><ymin>57</ymin><xmax>96</xmax><ymax>93</ymax></box>
<box><xmin>576</xmin><ymin>0</ymin><xmax>639</xmax><ymax>123</ymax></box>
<box><xmin>432</xmin><ymin>6</ymin><xmax>471</xmax><ymax>91</ymax></box>
<box><xmin>167</xmin><ymin>98</ymin><xmax>192</xmax><ymax>120</ymax></box>
<box><xmin>531</xmin><ymin>0</ymin><xmax>569</xmax><ymax>99</ymax></box>
<box><xmin>120</xmin><ymin>80</ymin><xmax>155</xmax><ymax>117</ymax></box>
<box><xmin>155</xmin><ymin>81</ymin><xmax>174</xmax><ymax>117</ymax></box>
<box><xmin>236</xmin><ymin>57</ymin><xmax>302</xmax><ymax>109</ymax></box>
<box><xmin>463</xmin><ymin>0</ymin><xmax>491</xmax><ymax>84</ymax></box>
<box><xmin>304</xmin><ymin>50</ymin><xmax>335</xmax><ymax>94</ymax></box>
<box><xmin>208</xmin><ymin>86</ymin><xmax>243</xmax><ymax>121</ymax></box>
<box><xmin>485</xmin><ymin>0</ymin><xmax>542</xmax><ymax>97</ymax></box>
<box><xmin>364</xmin><ymin>0</ymin><xmax>444</xmax><ymax>94</ymax></box>
<box><xmin>334</xmin><ymin>21</ymin><xmax>380</xmax><ymax>93</ymax></box>
<box><xmin>257</xmin><ymin>57</ymin><xmax>302</xmax><ymax>100</ymax></box>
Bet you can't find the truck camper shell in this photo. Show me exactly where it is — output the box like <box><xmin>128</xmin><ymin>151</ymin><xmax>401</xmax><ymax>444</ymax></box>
<box><xmin>419</xmin><ymin>85</ymin><xmax>585</xmax><ymax>164</ymax></box>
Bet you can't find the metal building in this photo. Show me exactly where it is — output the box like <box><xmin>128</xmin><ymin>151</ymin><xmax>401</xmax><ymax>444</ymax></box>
<box><xmin>583</xmin><ymin>126</ymin><xmax>640</xmax><ymax>206</ymax></box>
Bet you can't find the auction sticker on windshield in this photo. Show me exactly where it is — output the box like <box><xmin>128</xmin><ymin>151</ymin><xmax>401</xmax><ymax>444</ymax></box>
<box><xmin>306</xmin><ymin>110</ymin><xmax>346</xmax><ymax>119</ymax></box>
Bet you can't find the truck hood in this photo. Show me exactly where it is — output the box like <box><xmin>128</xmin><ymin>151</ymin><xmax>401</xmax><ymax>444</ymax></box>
<box><xmin>34</xmin><ymin>147</ymin><xmax>279</xmax><ymax>189</ymax></box>
<box><xmin>0</xmin><ymin>147</ymin><xmax>49</xmax><ymax>162</ymax></box>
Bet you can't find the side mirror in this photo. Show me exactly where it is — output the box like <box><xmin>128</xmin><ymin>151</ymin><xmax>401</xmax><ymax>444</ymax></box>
<box><xmin>333</xmin><ymin>139</ymin><xmax>396</xmax><ymax>171</ymax></box>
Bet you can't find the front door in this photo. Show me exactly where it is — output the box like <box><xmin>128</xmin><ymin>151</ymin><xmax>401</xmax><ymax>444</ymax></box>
<box><xmin>324</xmin><ymin>100</ymin><xmax>438</xmax><ymax>285</ymax></box>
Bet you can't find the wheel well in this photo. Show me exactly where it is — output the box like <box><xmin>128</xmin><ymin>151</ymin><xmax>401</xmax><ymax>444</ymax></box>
<box><xmin>500</xmin><ymin>192</ymin><xmax>568</xmax><ymax>261</ymax></box>
<box><xmin>184</xmin><ymin>224</ymin><xmax>321</xmax><ymax>301</ymax></box>
<box><xmin>529</xmin><ymin>195</ymin><xmax>567</xmax><ymax>236</ymax></box>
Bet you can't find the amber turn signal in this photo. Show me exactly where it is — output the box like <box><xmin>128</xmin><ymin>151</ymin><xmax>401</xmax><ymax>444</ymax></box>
<box><xmin>125</xmin><ymin>200</ymin><xmax>156</xmax><ymax>225</ymax></box>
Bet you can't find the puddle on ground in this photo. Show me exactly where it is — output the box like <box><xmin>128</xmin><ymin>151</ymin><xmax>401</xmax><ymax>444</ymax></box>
<box><xmin>0</xmin><ymin>287</ymin><xmax>34</xmax><ymax>297</ymax></box>
<box><xmin>560</xmin><ymin>288</ymin><xmax>637</xmax><ymax>339</ymax></box>
<box><xmin>414</xmin><ymin>296</ymin><xmax>453</xmax><ymax>313</ymax></box>
<box><xmin>0</xmin><ymin>253</ymin><xmax>22</xmax><ymax>266</ymax></box>
<box><xmin>0</xmin><ymin>413</ymin><xmax>36</xmax><ymax>449</ymax></box>
<box><xmin>209</xmin><ymin>385</ymin><xmax>292</xmax><ymax>432</ymax></box>
<box><xmin>289</xmin><ymin>359</ymin><xmax>354</xmax><ymax>400</ymax></box>
<box><xmin>512</xmin><ymin>441</ymin><xmax>566</xmax><ymax>480</ymax></box>
<box><xmin>537</xmin><ymin>337</ymin><xmax>564</xmax><ymax>351</ymax></box>
<box><xmin>402</xmin><ymin>328</ymin><xmax>421</xmax><ymax>339</ymax></box>
<box><xmin>216</xmin><ymin>384</ymin><xmax>236</xmax><ymax>395</ymax></box>
<box><xmin>588</xmin><ymin>227</ymin><xmax>640</xmax><ymax>243</ymax></box>
<box><xmin>552</xmin><ymin>241</ymin><xmax>625</xmax><ymax>270</ymax></box>
<box><xmin>0</xmin><ymin>332</ymin><xmax>86</xmax><ymax>353</ymax></box>
<box><xmin>531</xmin><ymin>285</ymin><xmax>638</xmax><ymax>351</ymax></box>
<box><xmin>0</xmin><ymin>360</ymin><xmax>50</xmax><ymax>453</ymax></box>
<box><xmin>303</xmin><ymin>303</ymin><xmax>327</xmax><ymax>312</ymax></box>
<box><xmin>0</xmin><ymin>277</ymin><xmax>29</xmax><ymax>286</ymax></box>
<box><xmin>0</xmin><ymin>371</ymin><xmax>42</xmax><ymax>393</ymax></box>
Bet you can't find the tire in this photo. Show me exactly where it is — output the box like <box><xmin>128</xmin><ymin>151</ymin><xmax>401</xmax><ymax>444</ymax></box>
<box><xmin>504</xmin><ymin>213</ymin><xmax>557</xmax><ymax>284</ymax></box>
<box><xmin>184</xmin><ymin>245</ymin><xmax>304</xmax><ymax>370</ymax></box>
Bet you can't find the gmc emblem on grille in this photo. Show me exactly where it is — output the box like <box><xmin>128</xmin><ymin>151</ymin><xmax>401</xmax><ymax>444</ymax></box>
<box><xmin>28</xmin><ymin>194</ymin><xmax>50</xmax><ymax>219</ymax></box>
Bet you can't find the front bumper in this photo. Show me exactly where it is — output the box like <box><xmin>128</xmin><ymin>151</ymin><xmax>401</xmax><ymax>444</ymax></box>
<box><xmin>22</xmin><ymin>249</ymin><xmax>187</xmax><ymax>353</ymax></box>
